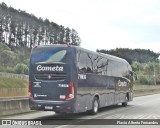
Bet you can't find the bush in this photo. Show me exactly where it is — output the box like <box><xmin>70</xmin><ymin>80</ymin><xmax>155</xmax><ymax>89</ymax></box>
<box><xmin>138</xmin><ymin>75</ymin><xmax>154</xmax><ymax>85</ymax></box>
<box><xmin>0</xmin><ymin>43</ymin><xmax>17</xmax><ymax>66</ymax></box>
<box><xmin>0</xmin><ymin>66</ymin><xmax>15</xmax><ymax>73</ymax></box>
<box><xmin>0</xmin><ymin>50</ymin><xmax>16</xmax><ymax>66</ymax></box>
<box><xmin>14</xmin><ymin>63</ymin><xmax>29</xmax><ymax>75</ymax></box>
<box><xmin>0</xmin><ymin>42</ymin><xmax>11</xmax><ymax>51</ymax></box>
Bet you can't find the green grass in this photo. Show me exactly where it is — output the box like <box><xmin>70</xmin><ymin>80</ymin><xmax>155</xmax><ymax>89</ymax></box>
<box><xmin>0</xmin><ymin>77</ymin><xmax>27</xmax><ymax>88</ymax></box>
<box><xmin>133</xmin><ymin>83</ymin><xmax>160</xmax><ymax>90</ymax></box>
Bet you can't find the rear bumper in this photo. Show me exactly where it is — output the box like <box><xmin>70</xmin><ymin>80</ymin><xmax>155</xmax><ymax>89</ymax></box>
<box><xmin>29</xmin><ymin>99</ymin><xmax>75</xmax><ymax>113</ymax></box>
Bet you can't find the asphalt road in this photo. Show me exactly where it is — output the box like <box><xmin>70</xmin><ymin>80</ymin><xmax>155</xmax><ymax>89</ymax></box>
<box><xmin>1</xmin><ymin>94</ymin><xmax>160</xmax><ymax>128</ymax></box>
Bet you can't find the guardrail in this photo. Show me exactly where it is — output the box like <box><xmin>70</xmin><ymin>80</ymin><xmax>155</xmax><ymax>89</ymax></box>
<box><xmin>0</xmin><ymin>72</ymin><xmax>28</xmax><ymax>80</ymax></box>
<box><xmin>0</xmin><ymin>97</ymin><xmax>31</xmax><ymax>117</ymax></box>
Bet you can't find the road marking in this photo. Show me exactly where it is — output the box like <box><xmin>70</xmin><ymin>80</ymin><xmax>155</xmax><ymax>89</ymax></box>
<box><xmin>55</xmin><ymin>119</ymin><xmax>87</xmax><ymax>128</ymax></box>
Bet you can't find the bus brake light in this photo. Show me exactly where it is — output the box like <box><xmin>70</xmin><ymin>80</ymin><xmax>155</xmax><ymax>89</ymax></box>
<box><xmin>65</xmin><ymin>82</ymin><xmax>75</xmax><ymax>101</ymax></box>
<box><xmin>28</xmin><ymin>81</ymin><xmax>34</xmax><ymax>100</ymax></box>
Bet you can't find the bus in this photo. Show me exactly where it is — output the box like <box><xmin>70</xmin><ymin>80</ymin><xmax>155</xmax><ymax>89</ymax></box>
<box><xmin>29</xmin><ymin>45</ymin><xmax>134</xmax><ymax>114</ymax></box>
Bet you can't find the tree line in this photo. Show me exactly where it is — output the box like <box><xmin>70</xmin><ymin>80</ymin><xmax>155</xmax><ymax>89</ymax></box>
<box><xmin>97</xmin><ymin>48</ymin><xmax>160</xmax><ymax>64</ymax></box>
<box><xmin>0</xmin><ymin>2</ymin><xmax>81</xmax><ymax>49</ymax></box>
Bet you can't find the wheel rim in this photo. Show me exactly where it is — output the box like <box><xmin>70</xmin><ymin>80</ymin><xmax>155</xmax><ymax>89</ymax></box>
<box><xmin>93</xmin><ymin>100</ymin><xmax>98</xmax><ymax>113</ymax></box>
<box><xmin>126</xmin><ymin>96</ymin><xmax>128</xmax><ymax>102</ymax></box>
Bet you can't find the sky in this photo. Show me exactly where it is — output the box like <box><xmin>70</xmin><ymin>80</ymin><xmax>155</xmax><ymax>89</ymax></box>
<box><xmin>0</xmin><ymin>0</ymin><xmax>160</xmax><ymax>53</ymax></box>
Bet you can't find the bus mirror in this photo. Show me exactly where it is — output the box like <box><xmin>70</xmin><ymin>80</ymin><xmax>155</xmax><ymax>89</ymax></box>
<box><xmin>133</xmin><ymin>71</ymin><xmax>137</xmax><ymax>81</ymax></box>
<box><xmin>130</xmin><ymin>71</ymin><xmax>137</xmax><ymax>81</ymax></box>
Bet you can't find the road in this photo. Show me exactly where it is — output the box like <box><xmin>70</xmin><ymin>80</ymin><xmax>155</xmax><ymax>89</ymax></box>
<box><xmin>1</xmin><ymin>94</ymin><xmax>160</xmax><ymax>128</ymax></box>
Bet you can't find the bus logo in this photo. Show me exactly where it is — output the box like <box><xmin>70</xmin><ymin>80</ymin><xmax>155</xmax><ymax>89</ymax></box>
<box><xmin>36</xmin><ymin>65</ymin><xmax>63</xmax><ymax>72</ymax></box>
<box><xmin>118</xmin><ymin>80</ymin><xmax>127</xmax><ymax>87</ymax></box>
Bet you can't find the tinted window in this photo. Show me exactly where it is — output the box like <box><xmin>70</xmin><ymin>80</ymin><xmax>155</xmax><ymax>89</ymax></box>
<box><xmin>31</xmin><ymin>47</ymin><xmax>72</xmax><ymax>64</ymax></box>
<box><xmin>117</xmin><ymin>62</ymin><xmax>124</xmax><ymax>77</ymax></box>
<box><xmin>77</xmin><ymin>51</ymin><xmax>92</xmax><ymax>73</ymax></box>
<box><xmin>107</xmin><ymin>60</ymin><xmax>117</xmax><ymax>76</ymax></box>
<box><xmin>77</xmin><ymin>51</ymin><xmax>108</xmax><ymax>75</ymax></box>
<box><xmin>94</xmin><ymin>56</ymin><xmax>108</xmax><ymax>75</ymax></box>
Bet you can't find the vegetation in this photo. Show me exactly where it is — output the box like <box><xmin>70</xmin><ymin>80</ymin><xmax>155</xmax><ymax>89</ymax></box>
<box><xmin>0</xmin><ymin>42</ymin><xmax>29</xmax><ymax>74</ymax></box>
<box><xmin>132</xmin><ymin>61</ymin><xmax>160</xmax><ymax>85</ymax></box>
<box><xmin>0</xmin><ymin>77</ymin><xmax>27</xmax><ymax>88</ymax></box>
<box><xmin>97</xmin><ymin>48</ymin><xmax>159</xmax><ymax>64</ymax></box>
<box><xmin>0</xmin><ymin>2</ymin><xmax>81</xmax><ymax>48</ymax></box>
<box><xmin>0</xmin><ymin>76</ymin><xmax>27</xmax><ymax>97</ymax></box>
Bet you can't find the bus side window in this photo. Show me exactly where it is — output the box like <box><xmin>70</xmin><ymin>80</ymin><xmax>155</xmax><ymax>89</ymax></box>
<box><xmin>77</xmin><ymin>51</ymin><xmax>86</xmax><ymax>73</ymax></box>
<box><xmin>107</xmin><ymin>60</ymin><xmax>117</xmax><ymax>76</ymax></box>
<box><xmin>77</xmin><ymin>52</ymin><xmax>92</xmax><ymax>74</ymax></box>
<box><xmin>107</xmin><ymin>60</ymin><xmax>112</xmax><ymax>76</ymax></box>
<box><xmin>96</xmin><ymin>57</ymin><xmax>108</xmax><ymax>75</ymax></box>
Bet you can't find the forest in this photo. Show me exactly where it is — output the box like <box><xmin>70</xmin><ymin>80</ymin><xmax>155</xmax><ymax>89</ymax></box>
<box><xmin>0</xmin><ymin>2</ymin><xmax>81</xmax><ymax>49</ymax></box>
<box><xmin>97</xmin><ymin>48</ymin><xmax>159</xmax><ymax>64</ymax></box>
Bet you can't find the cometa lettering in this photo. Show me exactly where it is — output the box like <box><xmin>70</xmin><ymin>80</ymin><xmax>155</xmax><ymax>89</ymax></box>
<box><xmin>118</xmin><ymin>80</ymin><xmax>127</xmax><ymax>87</ymax></box>
<box><xmin>37</xmin><ymin>65</ymin><xmax>63</xmax><ymax>72</ymax></box>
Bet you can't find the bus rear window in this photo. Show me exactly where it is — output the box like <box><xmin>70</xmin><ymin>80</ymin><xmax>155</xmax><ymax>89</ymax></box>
<box><xmin>31</xmin><ymin>48</ymin><xmax>71</xmax><ymax>64</ymax></box>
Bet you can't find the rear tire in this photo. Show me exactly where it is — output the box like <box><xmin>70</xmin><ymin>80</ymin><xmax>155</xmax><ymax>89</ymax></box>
<box><xmin>90</xmin><ymin>97</ymin><xmax>99</xmax><ymax>115</ymax></box>
<box><xmin>122</xmin><ymin>95</ymin><xmax>128</xmax><ymax>107</ymax></box>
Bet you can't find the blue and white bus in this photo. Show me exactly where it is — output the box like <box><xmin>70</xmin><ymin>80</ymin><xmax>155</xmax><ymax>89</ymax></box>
<box><xmin>29</xmin><ymin>45</ymin><xmax>134</xmax><ymax>114</ymax></box>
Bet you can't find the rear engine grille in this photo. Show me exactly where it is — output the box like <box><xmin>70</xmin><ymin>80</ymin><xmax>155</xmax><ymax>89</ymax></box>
<box><xmin>35</xmin><ymin>73</ymin><xmax>66</xmax><ymax>81</ymax></box>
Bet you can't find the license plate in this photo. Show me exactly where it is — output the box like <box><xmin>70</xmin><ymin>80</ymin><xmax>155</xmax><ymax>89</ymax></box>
<box><xmin>45</xmin><ymin>106</ymin><xmax>53</xmax><ymax>110</ymax></box>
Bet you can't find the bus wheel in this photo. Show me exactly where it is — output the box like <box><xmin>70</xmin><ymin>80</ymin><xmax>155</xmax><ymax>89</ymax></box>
<box><xmin>90</xmin><ymin>97</ymin><xmax>99</xmax><ymax>115</ymax></box>
<box><xmin>122</xmin><ymin>95</ymin><xmax>128</xmax><ymax>107</ymax></box>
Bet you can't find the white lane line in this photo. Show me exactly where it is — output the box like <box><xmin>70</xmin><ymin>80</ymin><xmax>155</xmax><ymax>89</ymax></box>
<box><xmin>54</xmin><ymin>119</ymin><xmax>88</xmax><ymax>128</ymax></box>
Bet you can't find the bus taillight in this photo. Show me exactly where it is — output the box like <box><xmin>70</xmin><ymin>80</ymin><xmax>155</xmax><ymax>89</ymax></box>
<box><xmin>65</xmin><ymin>82</ymin><xmax>75</xmax><ymax>101</ymax></box>
<box><xmin>28</xmin><ymin>81</ymin><xmax>34</xmax><ymax>100</ymax></box>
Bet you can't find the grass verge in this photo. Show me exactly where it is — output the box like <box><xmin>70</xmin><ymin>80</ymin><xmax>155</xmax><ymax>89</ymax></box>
<box><xmin>0</xmin><ymin>77</ymin><xmax>28</xmax><ymax>97</ymax></box>
<box><xmin>0</xmin><ymin>77</ymin><xmax>27</xmax><ymax>88</ymax></box>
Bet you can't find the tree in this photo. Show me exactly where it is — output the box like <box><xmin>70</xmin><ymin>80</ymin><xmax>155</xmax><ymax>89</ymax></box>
<box><xmin>71</xmin><ymin>29</ymin><xmax>81</xmax><ymax>46</ymax></box>
<box><xmin>65</xmin><ymin>27</ymin><xmax>71</xmax><ymax>43</ymax></box>
<box><xmin>58</xmin><ymin>25</ymin><xmax>65</xmax><ymax>44</ymax></box>
<box><xmin>97</xmin><ymin>48</ymin><xmax>160</xmax><ymax>64</ymax></box>
<box><xmin>0</xmin><ymin>2</ymin><xmax>81</xmax><ymax>49</ymax></box>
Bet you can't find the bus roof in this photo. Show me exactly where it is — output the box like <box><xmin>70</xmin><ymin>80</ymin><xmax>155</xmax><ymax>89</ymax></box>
<box><xmin>34</xmin><ymin>44</ymin><xmax>128</xmax><ymax>63</ymax></box>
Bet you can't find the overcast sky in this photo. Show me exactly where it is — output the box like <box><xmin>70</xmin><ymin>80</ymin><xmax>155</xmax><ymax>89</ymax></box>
<box><xmin>1</xmin><ymin>0</ymin><xmax>160</xmax><ymax>53</ymax></box>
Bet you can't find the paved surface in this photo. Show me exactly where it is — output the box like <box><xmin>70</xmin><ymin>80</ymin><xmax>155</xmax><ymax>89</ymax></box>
<box><xmin>1</xmin><ymin>94</ymin><xmax>160</xmax><ymax>128</ymax></box>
